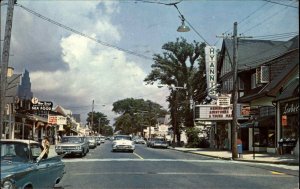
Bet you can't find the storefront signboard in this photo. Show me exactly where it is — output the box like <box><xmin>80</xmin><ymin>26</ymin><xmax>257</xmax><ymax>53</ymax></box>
<box><xmin>48</xmin><ymin>116</ymin><xmax>67</xmax><ymax>125</ymax></box>
<box><xmin>205</xmin><ymin>46</ymin><xmax>217</xmax><ymax>96</ymax></box>
<box><xmin>194</xmin><ymin>105</ymin><xmax>233</xmax><ymax>121</ymax></box>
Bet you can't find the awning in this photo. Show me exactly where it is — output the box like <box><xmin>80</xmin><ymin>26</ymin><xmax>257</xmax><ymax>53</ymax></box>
<box><xmin>240</xmin><ymin>121</ymin><xmax>259</xmax><ymax>128</ymax></box>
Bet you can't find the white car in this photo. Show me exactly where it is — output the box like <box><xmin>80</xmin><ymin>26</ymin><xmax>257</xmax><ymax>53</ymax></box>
<box><xmin>112</xmin><ymin>135</ymin><xmax>135</xmax><ymax>153</ymax></box>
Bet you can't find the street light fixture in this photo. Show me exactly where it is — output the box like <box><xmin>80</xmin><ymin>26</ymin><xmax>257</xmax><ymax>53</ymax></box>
<box><xmin>173</xmin><ymin>4</ymin><xmax>190</xmax><ymax>32</ymax></box>
<box><xmin>177</xmin><ymin>16</ymin><xmax>190</xmax><ymax>32</ymax></box>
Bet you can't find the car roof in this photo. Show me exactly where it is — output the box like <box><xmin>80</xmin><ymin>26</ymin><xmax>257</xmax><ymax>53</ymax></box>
<box><xmin>1</xmin><ymin>139</ymin><xmax>39</xmax><ymax>145</ymax></box>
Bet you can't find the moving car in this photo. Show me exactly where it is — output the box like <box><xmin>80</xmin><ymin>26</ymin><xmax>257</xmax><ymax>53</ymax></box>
<box><xmin>1</xmin><ymin>139</ymin><xmax>65</xmax><ymax>189</ymax></box>
<box><xmin>100</xmin><ymin>136</ymin><xmax>106</xmax><ymax>143</ymax></box>
<box><xmin>112</xmin><ymin>135</ymin><xmax>135</xmax><ymax>153</ymax></box>
<box><xmin>134</xmin><ymin>137</ymin><xmax>146</xmax><ymax>144</ymax></box>
<box><xmin>55</xmin><ymin>136</ymin><xmax>89</xmax><ymax>157</ymax></box>
<box><xmin>149</xmin><ymin>138</ymin><xmax>169</xmax><ymax>148</ymax></box>
<box><xmin>95</xmin><ymin>136</ymin><xmax>101</xmax><ymax>145</ymax></box>
<box><xmin>86</xmin><ymin>136</ymin><xmax>97</xmax><ymax>149</ymax></box>
<box><xmin>146</xmin><ymin>138</ymin><xmax>155</xmax><ymax>147</ymax></box>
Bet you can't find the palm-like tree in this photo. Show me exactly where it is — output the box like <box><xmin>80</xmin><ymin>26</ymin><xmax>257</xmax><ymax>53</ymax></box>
<box><xmin>144</xmin><ymin>37</ymin><xmax>206</xmax><ymax>146</ymax></box>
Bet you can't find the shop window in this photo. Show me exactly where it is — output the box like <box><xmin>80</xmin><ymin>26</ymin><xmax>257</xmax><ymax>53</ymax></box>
<box><xmin>268</xmin><ymin>130</ymin><xmax>275</xmax><ymax>147</ymax></box>
<box><xmin>253</xmin><ymin>128</ymin><xmax>268</xmax><ymax>147</ymax></box>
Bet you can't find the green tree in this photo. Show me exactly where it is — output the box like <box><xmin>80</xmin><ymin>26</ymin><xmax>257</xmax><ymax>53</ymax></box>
<box><xmin>86</xmin><ymin>112</ymin><xmax>110</xmax><ymax>134</ymax></box>
<box><xmin>112</xmin><ymin>98</ymin><xmax>167</xmax><ymax>135</ymax></box>
<box><xmin>144</xmin><ymin>37</ymin><xmax>206</xmax><ymax>145</ymax></box>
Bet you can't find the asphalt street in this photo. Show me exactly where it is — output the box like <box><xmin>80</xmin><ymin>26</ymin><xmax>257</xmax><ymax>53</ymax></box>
<box><xmin>55</xmin><ymin>141</ymin><xmax>299</xmax><ymax>189</ymax></box>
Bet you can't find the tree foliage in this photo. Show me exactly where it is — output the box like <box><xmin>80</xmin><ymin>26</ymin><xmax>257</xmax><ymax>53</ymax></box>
<box><xmin>86</xmin><ymin>112</ymin><xmax>110</xmax><ymax>135</ymax></box>
<box><xmin>144</xmin><ymin>37</ymin><xmax>207</xmax><ymax>145</ymax></box>
<box><xmin>112</xmin><ymin>98</ymin><xmax>167</xmax><ymax>135</ymax></box>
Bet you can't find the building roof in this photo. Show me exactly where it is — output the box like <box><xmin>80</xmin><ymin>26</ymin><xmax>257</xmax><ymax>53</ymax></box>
<box><xmin>239</xmin><ymin>54</ymin><xmax>299</xmax><ymax>102</ymax></box>
<box><xmin>274</xmin><ymin>77</ymin><xmax>299</xmax><ymax>102</ymax></box>
<box><xmin>219</xmin><ymin>35</ymin><xmax>298</xmax><ymax>71</ymax></box>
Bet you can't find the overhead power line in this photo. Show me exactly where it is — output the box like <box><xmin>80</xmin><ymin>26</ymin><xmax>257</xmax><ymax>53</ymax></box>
<box><xmin>262</xmin><ymin>0</ymin><xmax>298</xmax><ymax>8</ymax></box>
<box><xmin>16</xmin><ymin>3</ymin><xmax>153</xmax><ymax>60</ymax></box>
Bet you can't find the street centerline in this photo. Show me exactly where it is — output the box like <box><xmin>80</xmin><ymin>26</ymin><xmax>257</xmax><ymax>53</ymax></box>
<box><xmin>133</xmin><ymin>152</ymin><xmax>144</xmax><ymax>159</ymax></box>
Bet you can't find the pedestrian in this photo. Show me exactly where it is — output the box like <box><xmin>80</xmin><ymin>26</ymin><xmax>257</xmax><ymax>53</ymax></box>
<box><xmin>57</xmin><ymin>134</ymin><xmax>61</xmax><ymax>143</ymax></box>
<box><xmin>41</xmin><ymin>136</ymin><xmax>50</xmax><ymax>159</ymax></box>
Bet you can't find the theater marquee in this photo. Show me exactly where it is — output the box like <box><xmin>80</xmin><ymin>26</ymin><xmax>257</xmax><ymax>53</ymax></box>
<box><xmin>194</xmin><ymin>105</ymin><xmax>233</xmax><ymax>121</ymax></box>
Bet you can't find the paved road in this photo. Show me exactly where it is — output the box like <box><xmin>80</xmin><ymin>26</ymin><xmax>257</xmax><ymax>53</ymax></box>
<box><xmin>55</xmin><ymin>141</ymin><xmax>299</xmax><ymax>189</ymax></box>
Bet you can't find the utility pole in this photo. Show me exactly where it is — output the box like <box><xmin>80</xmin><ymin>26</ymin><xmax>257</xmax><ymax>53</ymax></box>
<box><xmin>217</xmin><ymin>22</ymin><xmax>251</xmax><ymax>159</ymax></box>
<box><xmin>0</xmin><ymin>0</ymin><xmax>16</xmax><ymax>139</ymax></box>
<box><xmin>91</xmin><ymin>100</ymin><xmax>94</xmax><ymax>134</ymax></box>
<box><xmin>231</xmin><ymin>22</ymin><xmax>239</xmax><ymax>159</ymax></box>
<box><xmin>98</xmin><ymin>118</ymin><xmax>100</xmax><ymax>135</ymax></box>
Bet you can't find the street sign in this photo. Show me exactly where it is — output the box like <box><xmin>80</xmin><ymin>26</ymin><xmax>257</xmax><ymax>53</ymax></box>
<box><xmin>31</xmin><ymin>101</ymin><xmax>53</xmax><ymax>111</ymax></box>
<box><xmin>31</xmin><ymin>97</ymin><xmax>39</xmax><ymax>104</ymax></box>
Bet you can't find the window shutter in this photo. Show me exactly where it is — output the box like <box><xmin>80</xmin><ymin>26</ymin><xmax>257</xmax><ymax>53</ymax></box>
<box><xmin>256</xmin><ymin>67</ymin><xmax>261</xmax><ymax>84</ymax></box>
<box><xmin>260</xmin><ymin>66</ymin><xmax>269</xmax><ymax>83</ymax></box>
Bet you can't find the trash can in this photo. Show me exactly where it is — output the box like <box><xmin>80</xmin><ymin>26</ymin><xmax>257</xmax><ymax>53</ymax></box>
<box><xmin>237</xmin><ymin>144</ymin><xmax>243</xmax><ymax>157</ymax></box>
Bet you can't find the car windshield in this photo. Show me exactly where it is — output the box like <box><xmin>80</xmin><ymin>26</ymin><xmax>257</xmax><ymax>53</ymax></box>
<box><xmin>114</xmin><ymin>136</ymin><xmax>131</xmax><ymax>140</ymax></box>
<box><xmin>61</xmin><ymin>137</ymin><xmax>83</xmax><ymax>143</ymax></box>
<box><xmin>1</xmin><ymin>142</ymin><xmax>30</xmax><ymax>162</ymax></box>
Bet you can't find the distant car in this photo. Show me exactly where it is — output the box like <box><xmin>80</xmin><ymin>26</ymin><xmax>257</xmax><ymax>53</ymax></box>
<box><xmin>150</xmin><ymin>138</ymin><xmax>169</xmax><ymax>148</ymax></box>
<box><xmin>134</xmin><ymin>138</ymin><xmax>146</xmax><ymax>144</ymax></box>
<box><xmin>146</xmin><ymin>138</ymin><xmax>155</xmax><ymax>147</ymax></box>
<box><xmin>95</xmin><ymin>136</ymin><xmax>101</xmax><ymax>145</ymax></box>
<box><xmin>55</xmin><ymin>136</ymin><xmax>89</xmax><ymax>157</ymax></box>
<box><xmin>112</xmin><ymin>135</ymin><xmax>135</xmax><ymax>153</ymax></box>
<box><xmin>100</xmin><ymin>136</ymin><xmax>106</xmax><ymax>143</ymax></box>
<box><xmin>1</xmin><ymin>139</ymin><xmax>65</xmax><ymax>189</ymax></box>
<box><xmin>86</xmin><ymin>136</ymin><xmax>97</xmax><ymax>149</ymax></box>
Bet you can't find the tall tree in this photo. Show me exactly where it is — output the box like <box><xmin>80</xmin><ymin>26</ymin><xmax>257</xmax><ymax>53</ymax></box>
<box><xmin>144</xmin><ymin>37</ymin><xmax>206</xmax><ymax>145</ymax></box>
<box><xmin>112</xmin><ymin>98</ymin><xmax>167</xmax><ymax>135</ymax></box>
<box><xmin>86</xmin><ymin>112</ymin><xmax>109</xmax><ymax>134</ymax></box>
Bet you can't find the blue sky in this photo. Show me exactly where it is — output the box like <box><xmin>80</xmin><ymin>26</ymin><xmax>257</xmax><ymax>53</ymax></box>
<box><xmin>1</xmin><ymin>0</ymin><xmax>298</xmax><ymax>124</ymax></box>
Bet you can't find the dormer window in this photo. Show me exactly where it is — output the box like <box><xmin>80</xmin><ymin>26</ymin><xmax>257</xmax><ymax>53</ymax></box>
<box><xmin>256</xmin><ymin>66</ymin><xmax>270</xmax><ymax>84</ymax></box>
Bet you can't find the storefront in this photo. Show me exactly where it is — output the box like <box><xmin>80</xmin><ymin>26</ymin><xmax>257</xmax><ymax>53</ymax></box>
<box><xmin>275</xmin><ymin>78</ymin><xmax>299</xmax><ymax>155</ymax></box>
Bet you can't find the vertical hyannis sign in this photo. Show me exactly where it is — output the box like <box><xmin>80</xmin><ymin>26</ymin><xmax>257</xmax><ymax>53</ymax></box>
<box><xmin>205</xmin><ymin>46</ymin><xmax>217</xmax><ymax>96</ymax></box>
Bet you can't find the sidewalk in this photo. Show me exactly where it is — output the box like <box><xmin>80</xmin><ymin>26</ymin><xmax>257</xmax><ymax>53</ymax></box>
<box><xmin>172</xmin><ymin>147</ymin><xmax>299</xmax><ymax>166</ymax></box>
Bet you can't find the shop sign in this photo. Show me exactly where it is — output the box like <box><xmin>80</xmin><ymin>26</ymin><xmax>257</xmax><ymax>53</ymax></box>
<box><xmin>194</xmin><ymin>105</ymin><xmax>233</xmax><ymax>120</ymax></box>
<box><xmin>48</xmin><ymin>116</ymin><xmax>67</xmax><ymax>125</ymax></box>
<box><xmin>31</xmin><ymin>101</ymin><xmax>53</xmax><ymax>111</ymax></box>
<box><xmin>217</xmin><ymin>94</ymin><xmax>231</xmax><ymax>106</ymax></box>
<box><xmin>205</xmin><ymin>46</ymin><xmax>217</xmax><ymax>96</ymax></box>
<box><xmin>281</xmin><ymin>100</ymin><xmax>299</xmax><ymax>115</ymax></box>
<box><xmin>241</xmin><ymin>105</ymin><xmax>250</xmax><ymax>116</ymax></box>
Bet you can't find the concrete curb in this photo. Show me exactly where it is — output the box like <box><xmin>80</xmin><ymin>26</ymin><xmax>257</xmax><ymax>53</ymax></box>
<box><xmin>170</xmin><ymin>147</ymin><xmax>299</xmax><ymax>166</ymax></box>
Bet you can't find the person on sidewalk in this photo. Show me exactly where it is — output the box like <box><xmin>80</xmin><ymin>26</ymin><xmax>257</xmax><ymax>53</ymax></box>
<box><xmin>41</xmin><ymin>136</ymin><xmax>50</xmax><ymax>159</ymax></box>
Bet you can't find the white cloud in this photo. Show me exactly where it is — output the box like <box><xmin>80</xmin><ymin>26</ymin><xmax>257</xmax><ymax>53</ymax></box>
<box><xmin>30</xmin><ymin>32</ymin><xmax>168</xmax><ymax>124</ymax></box>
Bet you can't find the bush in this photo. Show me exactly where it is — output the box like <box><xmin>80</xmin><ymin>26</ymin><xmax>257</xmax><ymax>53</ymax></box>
<box><xmin>185</xmin><ymin>127</ymin><xmax>210</xmax><ymax>148</ymax></box>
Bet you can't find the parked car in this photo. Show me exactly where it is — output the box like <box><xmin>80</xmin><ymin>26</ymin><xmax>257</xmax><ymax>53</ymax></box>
<box><xmin>150</xmin><ymin>138</ymin><xmax>169</xmax><ymax>148</ymax></box>
<box><xmin>1</xmin><ymin>139</ymin><xmax>65</xmax><ymax>189</ymax></box>
<box><xmin>112</xmin><ymin>135</ymin><xmax>135</xmax><ymax>153</ymax></box>
<box><xmin>55</xmin><ymin>136</ymin><xmax>89</xmax><ymax>157</ymax></box>
<box><xmin>86</xmin><ymin>136</ymin><xmax>97</xmax><ymax>149</ymax></box>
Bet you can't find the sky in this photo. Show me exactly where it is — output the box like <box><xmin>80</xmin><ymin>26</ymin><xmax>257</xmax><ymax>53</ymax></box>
<box><xmin>1</xmin><ymin>0</ymin><xmax>299</xmax><ymax>125</ymax></box>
